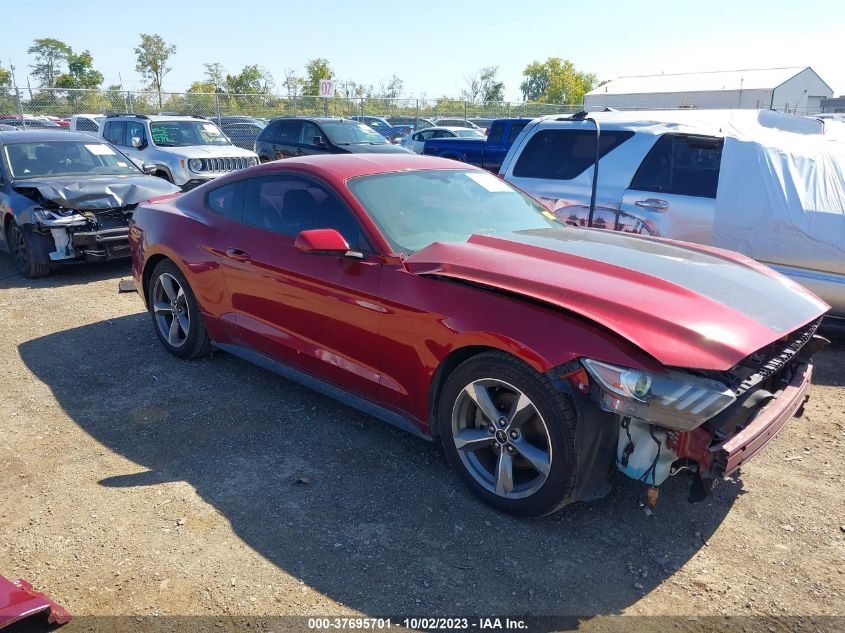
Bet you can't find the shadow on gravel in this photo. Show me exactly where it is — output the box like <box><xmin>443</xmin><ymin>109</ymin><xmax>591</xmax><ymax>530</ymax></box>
<box><xmin>19</xmin><ymin>314</ymin><xmax>742</xmax><ymax>621</ymax></box>
<box><xmin>0</xmin><ymin>256</ymin><xmax>131</xmax><ymax>291</ymax></box>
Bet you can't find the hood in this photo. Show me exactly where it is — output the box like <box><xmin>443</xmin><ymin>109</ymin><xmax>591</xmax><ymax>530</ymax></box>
<box><xmin>405</xmin><ymin>228</ymin><xmax>829</xmax><ymax>370</ymax></box>
<box><xmin>342</xmin><ymin>143</ymin><xmax>413</xmax><ymax>154</ymax></box>
<box><xmin>154</xmin><ymin>144</ymin><xmax>257</xmax><ymax>158</ymax></box>
<box><xmin>13</xmin><ymin>174</ymin><xmax>180</xmax><ymax>210</ymax></box>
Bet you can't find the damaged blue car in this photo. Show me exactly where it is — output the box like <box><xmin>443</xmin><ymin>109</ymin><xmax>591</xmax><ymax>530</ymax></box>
<box><xmin>0</xmin><ymin>130</ymin><xmax>179</xmax><ymax>278</ymax></box>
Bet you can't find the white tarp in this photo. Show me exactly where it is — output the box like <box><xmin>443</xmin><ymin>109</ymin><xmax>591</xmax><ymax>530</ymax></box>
<box><xmin>711</xmin><ymin>118</ymin><xmax>845</xmax><ymax>276</ymax></box>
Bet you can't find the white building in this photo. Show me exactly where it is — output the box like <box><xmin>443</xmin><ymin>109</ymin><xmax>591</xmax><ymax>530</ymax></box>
<box><xmin>584</xmin><ymin>67</ymin><xmax>833</xmax><ymax>114</ymax></box>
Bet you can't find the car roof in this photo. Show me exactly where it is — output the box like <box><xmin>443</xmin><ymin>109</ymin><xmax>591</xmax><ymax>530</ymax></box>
<box><xmin>416</xmin><ymin>126</ymin><xmax>480</xmax><ymax>133</ymax></box>
<box><xmin>242</xmin><ymin>153</ymin><xmax>475</xmax><ymax>180</ymax></box>
<box><xmin>105</xmin><ymin>114</ymin><xmax>210</xmax><ymax>122</ymax></box>
<box><xmin>0</xmin><ymin>130</ymin><xmax>107</xmax><ymax>144</ymax></box>
<box><xmin>268</xmin><ymin>116</ymin><xmax>361</xmax><ymax>124</ymax></box>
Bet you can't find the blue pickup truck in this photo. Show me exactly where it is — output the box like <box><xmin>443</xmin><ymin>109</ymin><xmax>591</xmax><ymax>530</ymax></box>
<box><xmin>422</xmin><ymin>118</ymin><xmax>531</xmax><ymax>172</ymax></box>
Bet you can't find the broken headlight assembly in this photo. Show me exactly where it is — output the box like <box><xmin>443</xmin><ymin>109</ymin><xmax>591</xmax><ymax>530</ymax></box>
<box><xmin>581</xmin><ymin>358</ymin><xmax>736</xmax><ymax>431</ymax></box>
<box><xmin>33</xmin><ymin>208</ymin><xmax>87</xmax><ymax>227</ymax></box>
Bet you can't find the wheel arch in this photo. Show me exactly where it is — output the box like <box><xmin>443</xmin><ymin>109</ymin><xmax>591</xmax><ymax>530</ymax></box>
<box><xmin>142</xmin><ymin>253</ymin><xmax>176</xmax><ymax>305</ymax></box>
<box><xmin>427</xmin><ymin>344</ymin><xmax>543</xmax><ymax>437</ymax></box>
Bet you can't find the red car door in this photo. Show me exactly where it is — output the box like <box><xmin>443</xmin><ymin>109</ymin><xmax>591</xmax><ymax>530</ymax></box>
<box><xmin>218</xmin><ymin>173</ymin><xmax>386</xmax><ymax>400</ymax></box>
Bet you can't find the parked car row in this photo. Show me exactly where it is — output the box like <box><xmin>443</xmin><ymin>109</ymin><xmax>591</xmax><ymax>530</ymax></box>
<box><xmin>0</xmin><ymin>108</ymin><xmax>835</xmax><ymax>519</ymax></box>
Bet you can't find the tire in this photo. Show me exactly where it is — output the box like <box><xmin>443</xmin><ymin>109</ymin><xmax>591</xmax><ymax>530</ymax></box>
<box><xmin>6</xmin><ymin>219</ymin><xmax>52</xmax><ymax>278</ymax></box>
<box><xmin>155</xmin><ymin>171</ymin><xmax>173</xmax><ymax>183</ymax></box>
<box><xmin>438</xmin><ymin>351</ymin><xmax>577</xmax><ymax>517</ymax></box>
<box><xmin>147</xmin><ymin>259</ymin><xmax>211</xmax><ymax>359</ymax></box>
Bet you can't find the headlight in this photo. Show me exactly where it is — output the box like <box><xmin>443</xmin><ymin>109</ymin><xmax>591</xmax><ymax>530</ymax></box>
<box><xmin>581</xmin><ymin>358</ymin><xmax>736</xmax><ymax>431</ymax></box>
<box><xmin>247</xmin><ymin>157</ymin><xmax>258</xmax><ymax>167</ymax></box>
<box><xmin>33</xmin><ymin>209</ymin><xmax>87</xmax><ymax>227</ymax></box>
<box><xmin>188</xmin><ymin>158</ymin><xmax>203</xmax><ymax>172</ymax></box>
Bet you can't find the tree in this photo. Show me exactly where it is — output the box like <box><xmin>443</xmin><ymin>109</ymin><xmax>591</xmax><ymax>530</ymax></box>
<box><xmin>134</xmin><ymin>33</ymin><xmax>176</xmax><ymax>109</ymax></box>
<box><xmin>0</xmin><ymin>64</ymin><xmax>11</xmax><ymax>88</ymax></box>
<box><xmin>225</xmin><ymin>65</ymin><xmax>274</xmax><ymax>95</ymax></box>
<box><xmin>204</xmin><ymin>62</ymin><xmax>225</xmax><ymax>92</ymax></box>
<box><xmin>283</xmin><ymin>68</ymin><xmax>304</xmax><ymax>97</ymax></box>
<box><xmin>303</xmin><ymin>58</ymin><xmax>333</xmax><ymax>95</ymax></box>
<box><xmin>55</xmin><ymin>50</ymin><xmax>104</xmax><ymax>90</ymax></box>
<box><xmin>478</xmin><ymin>66</ymin><xmax>505</xmax><ymax>103</ymax></box>
<box><xmin>27</xmin><ymin>37</ymin><xmax>72</xmax><ymax>88</ymax></box>
<box><xmin>461</xmin><ymin>67</ymin><xmax>504</xmax><ymax>104</ymax></box>
<box><xmin>376</xmin><ymin>74</ymin><xmax>404</xmax><ymax>100</ymax></box>
<box><xmin>520</xmin><ymin>58</ymin><xmax>595</xmax><ymax>105</ymax></box>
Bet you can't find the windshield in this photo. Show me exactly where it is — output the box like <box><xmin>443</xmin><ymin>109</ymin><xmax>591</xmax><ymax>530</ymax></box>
<box><xmin>456</xmin><ymin>129</ymin><xmax>486</xmax><ymax>138</ymax></box>
<box><xmin>347</xmin><ymin>169</ymin><xmax>559</xmax><ymax>253</ymax></box>
<box><xmin>322</xmin><ymin>122</ymin><xmax>387</xmax><ymax>145</ymax></box>
<box><xmin>3</xmin><ymin>141</ymin><xmax>140</xmax><ymax>179</ymax></box>
<box><xmin>149</xmin><ymin>120</ymin><xmax>230</xmax><ymax>147</ymax></box>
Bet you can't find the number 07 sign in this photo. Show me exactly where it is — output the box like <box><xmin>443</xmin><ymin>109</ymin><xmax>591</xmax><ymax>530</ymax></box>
<box><xmin>319</xmin><ymin>80</ymin><xmax>336</xmax><ymax>97</ymax></box>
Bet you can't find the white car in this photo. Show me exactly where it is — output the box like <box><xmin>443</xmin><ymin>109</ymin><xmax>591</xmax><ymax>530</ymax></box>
<box><xmin>400</xmin><ymin>126</ymin><xmax>486</xmax><ymax>154</ymax></box>
<box><xmin>70</xmin><ymin>113</ymin><xmax>105</xmax><ymax>135</ymax></box>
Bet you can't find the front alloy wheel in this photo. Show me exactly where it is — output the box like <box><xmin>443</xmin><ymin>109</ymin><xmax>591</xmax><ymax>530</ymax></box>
<box><xmin>439</xmin><ymin>352</ymin><xmax>577</xmax><ymax>516</ymax></box>
<box><xmin>452</xmin><ymin>379</ymin><xmax>552</xmax><ymax>499</ymax></box>
<box><xmin>6</xmin><ymin>219</ymin><xmax>51</xmax><ymax>278</ymax></box>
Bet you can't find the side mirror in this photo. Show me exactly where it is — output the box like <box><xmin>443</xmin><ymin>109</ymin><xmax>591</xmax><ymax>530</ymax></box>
<box><xmin>312</xmin><ymin>135</ymin><xmax>327</xmax><ymax>148</ymax></box>
<box><xmin>141</xmin><ymin>163</ymin><xmax>157</xmax><ymax>175</ymax></box>
<box><xmin>131</xmin><ymin>136</ymin><xmax>145</xmax><ymax>149</ymax></box>
<box><xmin>294</xmin><ymin>229</ymin><xmax>361</xmax><ymax>258</ymax></box>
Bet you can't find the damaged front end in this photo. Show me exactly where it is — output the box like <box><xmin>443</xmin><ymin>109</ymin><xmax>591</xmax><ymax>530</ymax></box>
<box><xmin>574</xmin><ymin>318</ymin><xmax>828</xmax><ymax>504</ymax></box>
<box><xmin>19</xmin><ymin>196</ymin><xmax>136</xmax><ymax>263</ymax></box>
<box><xmin>11</xmin><ymin>177</ymin><xmax>178</xmax><ymax>264</ymax></box>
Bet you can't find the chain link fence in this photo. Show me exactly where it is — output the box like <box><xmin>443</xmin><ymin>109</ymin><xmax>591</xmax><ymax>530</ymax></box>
<box><xmin>0</xmin><ymin>87</ymin><xmax>580</xmax><ymax>126</ymax></box>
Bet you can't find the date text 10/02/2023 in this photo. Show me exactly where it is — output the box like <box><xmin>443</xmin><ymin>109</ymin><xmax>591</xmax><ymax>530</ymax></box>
<box><xmin>307</xmin><ymin>618</ymin><xmax>528</xmax><ymax>630</ymax></box>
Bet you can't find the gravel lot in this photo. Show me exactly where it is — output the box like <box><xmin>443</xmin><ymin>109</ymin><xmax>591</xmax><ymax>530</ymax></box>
<box><xmin>1</xmin><ymin>257</ymin><xmax>843</xmax><ymax>631</ymax></box>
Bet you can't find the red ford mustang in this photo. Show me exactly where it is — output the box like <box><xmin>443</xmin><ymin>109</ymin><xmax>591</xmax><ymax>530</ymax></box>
<box><xmin>129</xmin><ymin>154</ymin><xmax>829</xmax><ymax>516</ymax></box>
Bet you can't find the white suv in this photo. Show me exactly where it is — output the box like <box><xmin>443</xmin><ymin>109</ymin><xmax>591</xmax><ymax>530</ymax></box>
<box><xmin>500</xmin><ymin>109</ymin><xmax>845</xmax><ymax>320</ymax></box>
<box><xmin>99</xmin><ymin>114</ymin><xmax>259</xmax><ymax>190</ymax></box>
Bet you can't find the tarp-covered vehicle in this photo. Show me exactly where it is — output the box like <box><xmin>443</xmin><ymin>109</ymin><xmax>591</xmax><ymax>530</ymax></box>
<box><xmin>0</xmin><ymin>130</ymin><xmax>179</xmax><ymax>278</ymax></box>
<box><xmin>501</xmin><ymin>110</ymin><xmax>845</xmax><ymax>321</ymax></box>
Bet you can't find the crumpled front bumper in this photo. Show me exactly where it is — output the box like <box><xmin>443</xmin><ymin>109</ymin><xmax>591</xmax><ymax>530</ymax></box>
<box><xmin>71</xmin><ymin>227</ymin><xmax>131</xmax><ymax>261</ymax></box>
<box><xmin>711</xmin><ymin>362</ymin><xmax>813</xmax><ymax>476</ymax></box>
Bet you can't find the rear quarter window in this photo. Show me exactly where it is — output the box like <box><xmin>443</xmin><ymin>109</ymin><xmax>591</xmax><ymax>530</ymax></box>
<box><xmin>512</xmin><ymin>128</ymin><xmax>634</xmax><ymax>180</ymax></box>
<box><xmin>207</xmin><ymin>179</ymin><xmax>248</xmax><ymax>220</ymax></box>
<box><xmin>630</xmin><ymin>134</ymin><xmax>723</xmax><ymax>198</ymax></box>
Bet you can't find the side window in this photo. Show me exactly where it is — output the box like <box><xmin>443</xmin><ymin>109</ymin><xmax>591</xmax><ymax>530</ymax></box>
<box><xmin>207</xmin><ymin>179</ymin><xmax>248</xmax><ymax>220</ymax></box>
<box><xmin>507</xmin><ymin>123</ymin><xmax>526</xmax><ymax>144</ymax></box>
<box><xmin>630</xmin><ymin>134</ymin><xmax>723</xmax><ymax>198</ymax></box>
<box><xmin>487</xmin><ymin>123</ymin><xmax>505</xmax><ymax>144</ymax></box>
<box><xmin>104</xmin><ymin>121</ymin><xmax>125</xmax><ymax>146</ymax></box>
<box><xmin>300</xmin><ymin>122</ymin><xmax>320</xmax><ymax>146</ymax></box>
<box><xmin>125</xmin><ymin>121</ymin><xmax>146</xmax><ymax>146</ymax></box>
<box><xmin>243</xmin><ymin>176</ymin><xmax>367</xmax><ymax>250</ymax></box>
<box><xmin>512</xmin><ymin>129</ymin><xmax>634</xmax><ymax>180</ymax></box>
<box><xmin>77</xmin><ymin>118</ymin><xmax>97</xmax><ymax>132</ymax></box>
<box><xmin>412</xmin><ymin>133</ymin><xmax>422</xmax><ymax>142</ymax></box>
<box><xmin>275</xmin><ymin>120</ymin><xmax>301</xmax><ymax>143</ymax></box>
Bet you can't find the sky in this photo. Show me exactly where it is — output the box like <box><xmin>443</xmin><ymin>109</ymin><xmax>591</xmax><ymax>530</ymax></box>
<box><xmin>3</xmin><ymin>0</ymin><xmax>844</xmax><ymax>101</ymax></box>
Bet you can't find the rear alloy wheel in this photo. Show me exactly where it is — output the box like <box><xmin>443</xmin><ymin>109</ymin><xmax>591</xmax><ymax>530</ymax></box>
<box><xmin>6</xmin><ymin>219</ymin><xmax>51</xmax><ymax>278</ymax></box>
<box><xmin>438</xmin><ymin>352</ymin><xmax>577</xmax><ymax>516</ymax></box>
<box><xmin>148</xmin><ymin>259</ymin><xmax>211</xmax><ymax>359</ymax></box>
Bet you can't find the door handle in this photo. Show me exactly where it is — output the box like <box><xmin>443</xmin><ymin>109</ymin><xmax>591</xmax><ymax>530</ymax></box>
<box><xmin>634</xmin><ymin>198</ymin><xmax>669</xmax><ymax>211</ymax></box>
<box><xmin>225</xmin><ymin>248</ymin><xmax>252</xmax><ymax>261</ymax></box>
